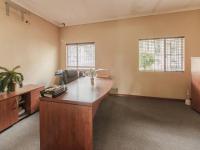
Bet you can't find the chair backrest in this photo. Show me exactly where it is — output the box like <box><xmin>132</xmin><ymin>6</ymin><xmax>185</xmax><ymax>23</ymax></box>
<box><xmin>63</xmin><ymin>70</ymin><xmax>78</xmax><ymax>84</ymax></box>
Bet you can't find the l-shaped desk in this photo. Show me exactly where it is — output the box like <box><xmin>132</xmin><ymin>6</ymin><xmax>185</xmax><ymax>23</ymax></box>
<box><xmin>40</xmin><ymin>77</ymin><xmax>113</xmax><ymax>150</ymax></box>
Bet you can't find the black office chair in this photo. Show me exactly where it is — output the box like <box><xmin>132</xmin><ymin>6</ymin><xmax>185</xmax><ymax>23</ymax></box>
<box><xmin>55</xmin><ymin>70</ymin><xmax>79</xmax><ymax>85</ymax></box>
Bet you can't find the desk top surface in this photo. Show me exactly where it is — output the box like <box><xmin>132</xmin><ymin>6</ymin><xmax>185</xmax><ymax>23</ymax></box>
<box><xmin>0</xmin><ymin>84</ymin><xmax>44</xmax><ymax>102</ymax></box>
<box><xmin>40</xmin><ymin>77</ymin><xmax>113</xmax><ymax>106</ymax></box>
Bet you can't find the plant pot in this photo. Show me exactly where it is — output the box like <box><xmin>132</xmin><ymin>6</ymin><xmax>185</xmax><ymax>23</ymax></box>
<box><xmin>7</xmin><ymin>82</ymin><xmax>16</xmax><ymax>92</ymax></box>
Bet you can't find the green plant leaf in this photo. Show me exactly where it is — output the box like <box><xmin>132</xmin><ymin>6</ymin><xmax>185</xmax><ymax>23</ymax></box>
<box><xmin>0</xmin><ymin>66</ymin><xmax>9</xmax><ymax>72</ymax></box>
<box><xmin>12</xmin><ymin>65</ymin><xmax>21</xmax><ymax>72</ymax></box>
<box><xmin>16</xmin><ymin>73</ymin><xmax>24</xmax><ymax>81</ymax></box>
<box><xmin>0</xmin><ymin>72</ymin><xmax>7</xmax><ymax>79</ymax></box>
<box><xmin>1</xmin><ymin>75</ymin><xmax>10</xmax><ymax>92</ymax></box>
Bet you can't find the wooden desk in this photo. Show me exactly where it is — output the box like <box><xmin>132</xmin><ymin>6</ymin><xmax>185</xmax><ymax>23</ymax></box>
<box><xmin>0</xmin><ymin>84</ymin><xmax>44</xmax><ymax>132</ymax></box>
<box><xmin>40</xmin><ymin>77</ymin><xmax>113</xmax><ymax>150</ymax></box>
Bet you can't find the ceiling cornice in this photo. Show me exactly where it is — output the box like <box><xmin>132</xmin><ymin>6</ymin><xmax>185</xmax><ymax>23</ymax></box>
<box><xmin>12</xmin><ymin>0</ymin><xmax>200</xmax><ymax>27</ymax></box>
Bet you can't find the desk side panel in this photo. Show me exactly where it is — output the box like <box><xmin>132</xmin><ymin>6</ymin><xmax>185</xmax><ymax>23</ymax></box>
<box><xmin>40</xmin><ymin>101</ymin><xmax>93</xmax><ymax>150</ymax></box>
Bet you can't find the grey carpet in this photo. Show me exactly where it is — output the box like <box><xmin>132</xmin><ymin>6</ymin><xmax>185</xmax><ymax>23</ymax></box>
<box><xmin>0</xmin><ymin>112</ymin><xmax>39</xmax><ymax>150</ymax></box>
<box><xmin>0</xmin><ymin>96</ymin><xmax>200</xmax><ymax>150</ymax></box>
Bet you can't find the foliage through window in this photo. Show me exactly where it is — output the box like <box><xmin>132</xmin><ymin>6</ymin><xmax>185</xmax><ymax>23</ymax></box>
<box><xmin>139</xmin><ymin>37</ymin><xmax>184</xmax><ymax>72</ymax></box>
<box><xmin>66</xmin><ymin>43</ymin><xmax>95</xmax><ymax>69</ymax></box>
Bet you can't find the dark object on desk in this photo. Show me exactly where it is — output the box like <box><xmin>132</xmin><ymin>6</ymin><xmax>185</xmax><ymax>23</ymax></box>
<box><xmin>55</xmin><ymin>69</ymin><xmax>79</xmax><ymax>85</ymax></box>
<box><xmin>40</xmin><ymin>85</ymin><xmax>67</xmax><ymax>98</ymax></box>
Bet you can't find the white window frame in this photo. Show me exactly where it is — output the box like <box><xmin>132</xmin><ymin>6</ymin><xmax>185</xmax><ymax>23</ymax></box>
<box><xmin>139</xmin><ymin>37</ymin><xmax>185</xmax><ymax>72</ymax></box>
<box><xmin>66</xmin><ymin>42</ymin><xmax>96</xmax><ymax>70</ymax></box>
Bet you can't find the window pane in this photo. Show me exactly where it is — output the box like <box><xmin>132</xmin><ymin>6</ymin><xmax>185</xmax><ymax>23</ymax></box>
<box><xmin>66</xmin><ymin>43</ymin><xmax>95</xmax><ymax>69</ymax></box>
<box><xmin>67</xmin><ymin>45</ymin><xmax>77</xmax><ymax>67</ymax></box>
<box><xmin>78</xmin><ymin>44</ymin><xmax>95</xmax><ymax>68</ymax></box>
<box><xmin>139</xmin><ymin>39</ymin><xmax>164</xmax><ymax>71</ymax></box>
<box><xmin>166</xmin><ymin>38</ymin><xmax>184</xmax><ymax>71</ymax></box>
<box><xmin>139</xmin><ymin>37</ymin><xmax>184</xmax><ymax>72</ymax></box>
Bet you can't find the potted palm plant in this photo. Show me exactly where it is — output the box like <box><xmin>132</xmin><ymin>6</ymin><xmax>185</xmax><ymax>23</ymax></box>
<box><xmin>0</xmin><ymin>66</ymin><xmax>24</xmax><ymax>93</ymax></box>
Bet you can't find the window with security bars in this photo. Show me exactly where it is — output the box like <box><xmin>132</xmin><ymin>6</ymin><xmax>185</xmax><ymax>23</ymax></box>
<box><xmin>66</xmin><ymin>43</ymin><xmax>95</xmax><ymax>69</ymax></box>
<box><xmin>139</xmin><ymin>37</ymin><xmax>184</xmax><ymax>72</ymax></box>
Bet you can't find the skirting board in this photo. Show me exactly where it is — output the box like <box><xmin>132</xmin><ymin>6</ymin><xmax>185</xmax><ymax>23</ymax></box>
<box><xmin>110</xmin><ymin>93</ymin><xmax>185</xmax><ymax>102</ymax></box>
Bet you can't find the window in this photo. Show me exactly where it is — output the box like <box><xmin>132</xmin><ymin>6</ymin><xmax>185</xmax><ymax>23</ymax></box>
<box><xmin>139</xmin><ymin>37</ymin><xmax>184</xmax><ymax>72</ymax></box>
<box><xmin>66</xmin><ymin>43</ymin><xmax>95</xmax><ymax>69</ymax></box>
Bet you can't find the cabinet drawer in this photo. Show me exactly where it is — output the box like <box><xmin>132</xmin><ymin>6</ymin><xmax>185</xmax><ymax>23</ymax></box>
<box><xmin>0</xmin><ymin>97</ymin><xmax>18</xmax><ymax>132</ymax></box>
<box><xmin>30</xmin><ymin>87</ymin><xmax>44</xmax><ymax>114</ymax></box>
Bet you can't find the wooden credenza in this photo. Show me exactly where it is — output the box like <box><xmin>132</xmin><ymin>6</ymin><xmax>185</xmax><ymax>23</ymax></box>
<box><xmin>40</xmin><ymin>77</ymin><xmax>113</xmax><ymax>150</ymax></box>
<box><xmin>0</xmin><ymin>84</ymin><xmax>44</xmax><ymax>132</ymax></box>
<box><xmin>191</xmin><ymin>73</ymin><xmax>200</xmax><ymax>112</ymax></box>
<box><xmin>191</xmin><ymin>57</ymin><xmax>200</xmax><ymax>112</ymax></box>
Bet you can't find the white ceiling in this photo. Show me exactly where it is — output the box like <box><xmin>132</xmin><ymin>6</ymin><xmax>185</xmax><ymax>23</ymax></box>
<box><xmin>13</xmin><ymin>0</ymin><xmax>200</xmax><ymax>26</ymax></box>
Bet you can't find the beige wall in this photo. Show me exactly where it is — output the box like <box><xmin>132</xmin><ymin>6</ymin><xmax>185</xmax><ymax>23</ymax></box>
<box><xmin>0</xmin><ymin>1</ymin><xmax>59</xmax><ymax>86</ymax></box>
<box><xmin>60</xmin><ymin>10</ymin><xmax>200</xmax><ymax>100</ymax></box>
